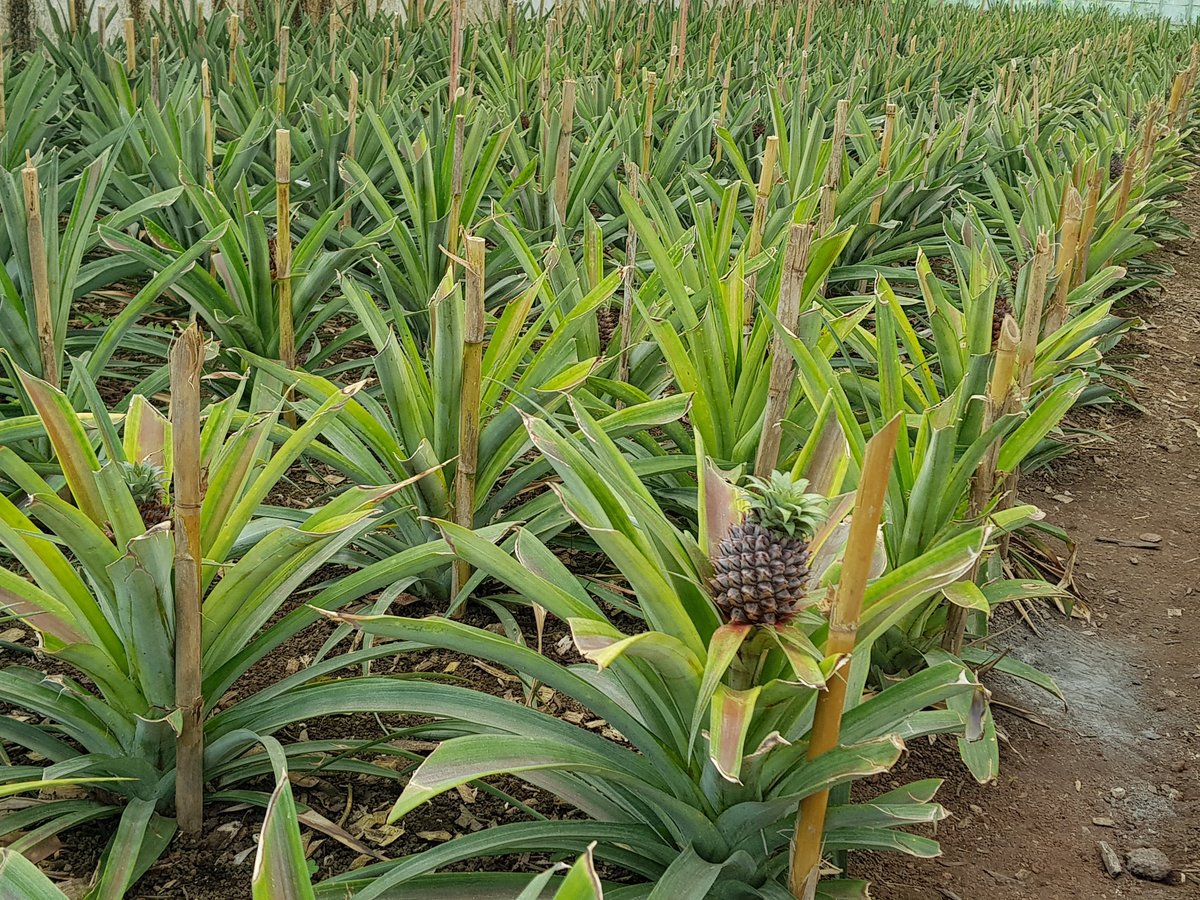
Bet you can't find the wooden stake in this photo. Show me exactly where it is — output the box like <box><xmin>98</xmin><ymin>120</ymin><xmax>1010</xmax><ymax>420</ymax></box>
<box><xmin>22</xmin><ymin>154</ymin><xmax>56</xmax><ymax>389</ymax></box>
<box><xmin>1046</xmin><ymin>187</ymin><xmax>1081</xmax><ymax>335</ymax></box>
<box><xmin>789</xmin><ymin>415</ymin><xmax>902</xmax><ymax>898</ymax></box>
<box><xmin>201</xmin><ymin>60</ymin><xmax>214</xmax><ymax>189</ymax></box>
<box><xmin>149</xmin><ymin>33</ymin><xmax>161</xmax><ymax>108</ymax></box>
<box><xmin>617</xmin><ymin>162</ymin><xmax>640</xmax><ymax>394</ymax></box>
<box><xmin>642</xmin><ymin>70</ymin><xmax>657</xmax><ymax>175</ymax></box>
<box><xmin>275</xmin><ymin>26</ymin><xmax>289</xmax><ymax>116</ymax></box>
<box><xmin>380</xmin><ymin>36</ymin><xmax>391</xmax><ymax>107</ymax></box>
<box><xmin>675</xmin><ymin>0</ymin><xmax>690</xmax><ymax>80</ymax></box>
<box><xmin>329</xmin><ymin>6</ymin><xmax>339</xmax><ymax>82</ymax></box>
<box><xmin>448</xmin><ymin>0</ymin><xmax>463</xmax><ymax>107</ymax></box>
<box><xmin>819</xmin><ymin>100</ymin><xmax>849</xmax><ymax>235</ymax></box>
<box><xmin>868</xmin><ymin>103</ymin><xmax>897</xmax><ymax>226</ymax></box>
<box><xmin>340</xmin><ymin>71</ymin><xmax>359</xmax><ymax>232</ymax></box>
<box><xmin>447</xmin><ymin>113</ymin><xmax>465</xmax><ymax>260</ymax></box>
<box><xmin>755</xmin><ymin>224</ymin><xmax>814</xmax><ymax>476</ymax></box>
<box><xmin>228</xmin><ymin>14</ymin><xmax>239</xmax><ymax>85</ymax></box>
<box><xmin>125</xmin><ymin>17</ymin><xmax>137</xmax><ymax>76</ymax></box>
<box><xmin>275</xmin><ymin>130</ymin><xmax>294</xmax><ymax>371</ymax></box>
<box><xmin>1073</xmin><ymin>166</ymin><xmax>1102</xmax><ymax>289</ymax></box>
<box><xmin>553</xmin><ymin>79</ymin><xmax>576</xmax><ymax>222</ymax></box>
<box><xmin>171</xmin><ymin>323</ymin><xmax>206</xmax><ymax>835</ymax></box>
<box><xmin>452</xmin><ymin>236</ymin><xmax>486</xmax><ymax>600</ymax></box>
<box><xmin>744</xmin><ymin>135</ymin><xmax>779</xmax><ymax>327</ymax></box>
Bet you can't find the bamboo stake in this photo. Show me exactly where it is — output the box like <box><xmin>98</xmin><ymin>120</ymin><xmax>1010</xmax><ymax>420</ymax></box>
<box><xmin>942</xmin><ymin>315</ymin><xmax>1019</xmax><ymax>655</ymax></box>
<box><xmin>676</xmin><ymin>0</ymin><xmax>690</xmax><ymax>81</ymax></box>
<box><xmin>614</xmin><ymin>48</ymin><xmax>624</xmax><ymax>101</ymax></box>
<box><xmin>275</xmin><ymin>26</ymin><xmax>289</xmax><ymax>117</ymax></box>
<box><xmin>228</xmin><ymin>13</ymin><xmax>239</xmax><ymax>85</ymax></box>
<box><xmin>755</xmin><ymin>224</ymin><xmax>814</xmax><ymax>477</ymax></box>
<box><xmin>340</xmin><ymin>71</ymin><xmax>359</xmax><ymax>232</ymax></box>
<box><xmin>98</xmin><ymin>4</ymin><xmax>107</xmax><ymax>47</ymax></box>
<box><xmin>125</xmin><ymin>17</ymin><xmax>137</xmax><ymax>76</ymax></box>
<box><xmin>1072</xmin><ymin>166</ymin><xmax>1102</xmax><ymax>289</ymax></box>
<box><xmin>642</xmin><ymin>70</ymin><xmax>657</xmax><ymax>176</ymax></box>
<box><xmin>743</xmin><ymin>135</ymin><xmax>779</xmax><ymax>327</ymax></box>
<box><xmin>617</xmin><ymin>162</ymin><xmax>640</xmax><ymax>395</ymax></box>
<box><xmin>68</xmin><ymin>0</ymin><xmax>78</xmax><ymax>34</ymax></box>
<box><xmin>707</xmin><ymin>31</ymin><xmax>718</xmax><ymax>81</ymax></box>
<box><xmin>553</xmin><ymin>79</ymin><xmax>576</xmax><ymax>222</ymax></box>
<box><xmin>171</xmin><ymin>323</ymin><xmax>205</xmax><ymax>835</ymax></box>
<box><xmin>275</xmin><ymin>130</ymin><xmax>294</xmax><ymax>372</ymax></box>
<box><xmin>380</xmin><ymin>36</ymin><xmax>391</xmax><ymax>106</ymax></box>
<box><xmin>868</xmin><ymin>103</ymin><xmax>897</xmax><ymax>225</ymax></box>
<box><xmin>0</xmin><ymin>49</ymin><xmax>5</xmax><ymax>135</ymax></box>
<box><xmin>22</xmin><ymin>154</ymin><xmax>56</xmax><ymax>389</ymax></box>
<box><xmin>201</xmin><ymin>60</ymin><xmax>214</xmax><ymax>189</ymax></box>
<box><xmin>819</xmin><ymin>100</ymin><xmax>849</xmax><ymax>235</ymax></box>
<box><xmin>789</xmin><ymin>414</ymin><xmax>902</xmax><ymax>899</ymax></box>
<box><xmin>448</xmin><ymin>0</ymin><xmax>463</xmax><ymax>107</ymax></box>
<box><xmin>447</xmin><ymin>114</ymin><xmax>466</xmax><ymax>261</ymax></box>
<box><xmin>1045</xmin><ymin>187</ymin><xmax>1081</xmax><ymax>335</ymax></box>
<box><xmin>452</xmin><ymin>235</ymin><xmax>486</xmax><ymax>601</ymax></box>
<box><xmin>329</xmin><ymin>7</ymin><xmax>339</xmax><ymax>82</ymax></box>
<box><xmin>149</xmin><ymin>32</ymin><xmax>161</xmax><ymax>108</ymax></box>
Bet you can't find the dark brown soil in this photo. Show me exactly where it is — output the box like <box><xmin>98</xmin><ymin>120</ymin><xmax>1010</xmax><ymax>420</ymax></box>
<box><xmin>863</xmin><ymin>182</ymin><xmax>1200</xmax><ymax>896</ymax></box>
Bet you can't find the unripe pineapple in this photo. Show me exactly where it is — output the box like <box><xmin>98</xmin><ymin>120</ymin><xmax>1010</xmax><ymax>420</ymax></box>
<box><xmin>708</xmin><ymin>472</ymin><xmax>826</xmax><ymax>627</ymax></box>
<box><xmin>121</xmin><ymin>460</ymin><xmax>170</xmax><ymax>527</ymax></box>
<box><xmin>1109</xmin><ymin>152</ymin><xmax>1125</xmax><ymax>183</ymax></box>
<box><xmin>596</xmin><ymin>305</ymin><xmax>619</xmax><ymax>352</ymax></box>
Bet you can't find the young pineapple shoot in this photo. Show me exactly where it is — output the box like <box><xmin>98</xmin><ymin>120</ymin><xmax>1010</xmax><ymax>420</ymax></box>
<box><xmin>709</xmin><ymin>472</ymin><xmax>826</xmax><ymax>627</ymax></box>
<box><xmin>121</xmin><ymin>460</ymin><xmax>170</xmax><ymax>527</ymax></box>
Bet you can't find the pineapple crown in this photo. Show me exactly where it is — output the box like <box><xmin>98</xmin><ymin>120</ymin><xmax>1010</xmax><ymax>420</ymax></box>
<box><xmin>742</xmin><ymin>472</ymin><xmax>826</xmax><ymax>539</ymax></box>
<box><xmin>120</xmin><ymin>460</ymin><xmax>166</xmax><ymax>505</ymax></box>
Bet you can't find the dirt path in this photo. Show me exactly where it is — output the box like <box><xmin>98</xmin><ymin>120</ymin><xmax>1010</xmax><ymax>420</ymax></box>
<box><xmin>864</xmin><ymin>182</ymin><xmax>1200</xmax><ymax>898</ymax></box>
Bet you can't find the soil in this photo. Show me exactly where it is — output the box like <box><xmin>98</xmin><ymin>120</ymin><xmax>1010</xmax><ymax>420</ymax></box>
<box><xmin>862</xmin><ymin>183</ymin><xmax>1200</xmax><ymax>896</ymax></box>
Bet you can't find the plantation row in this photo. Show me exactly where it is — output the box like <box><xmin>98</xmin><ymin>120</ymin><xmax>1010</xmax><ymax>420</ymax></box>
<box><xmin>0</xmin><ymin>0</ymin><xmax>1196</xmax><ymax>896</ymax></box>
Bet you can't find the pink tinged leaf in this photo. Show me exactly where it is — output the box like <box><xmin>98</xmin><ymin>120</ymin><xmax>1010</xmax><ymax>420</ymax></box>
<box><xmin>702</xmin><ymin>458</ymin><xmax>741</xmax><ymax>561</ymax></box>
<box><xmin>708</xmin><ymin>684</ymin><xmax>761</xmax><ymax>783</ymax></box>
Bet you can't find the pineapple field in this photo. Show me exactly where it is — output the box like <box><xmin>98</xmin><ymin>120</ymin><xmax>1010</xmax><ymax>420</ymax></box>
<box><xmin>0</xmin><ymin>0</ymin><xmax>1198</xmax><ymax>897</ymax></box>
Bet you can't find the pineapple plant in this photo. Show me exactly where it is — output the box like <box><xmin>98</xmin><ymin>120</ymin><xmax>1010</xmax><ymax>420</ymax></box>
<box><xmin>708</xmin><ymin>472</ymin><xmax>827</xmax><ymax>627</ymax></box>
<box><xmin>121</xmin><ymin>459</ymin><xmax>171</xmax><ymax>527</ymax></box>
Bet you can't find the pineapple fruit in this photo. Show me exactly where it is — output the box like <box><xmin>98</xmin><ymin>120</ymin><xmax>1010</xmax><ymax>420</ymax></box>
<box><xmin>1109</xmin><ymin>151</ymin><xmax>1125</xmax><ymax>183</ymax></box>
<box><xmin>121</xmin><ymin>460</ymin><xmax>171</xmax><ymax>528</ymax></box>
<box><xmin>708</xmin><ymin>472</ymin><xmax>826</xmax><ymax>627</ymax></box>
